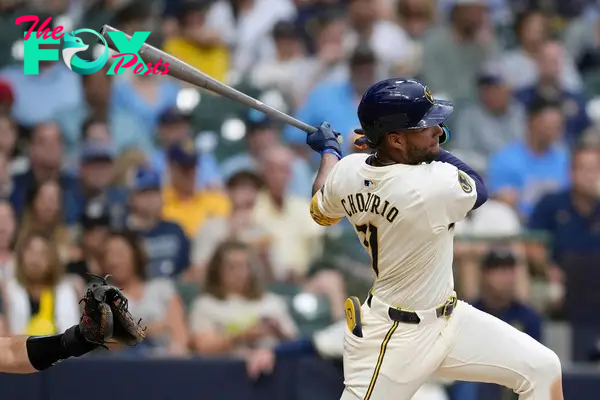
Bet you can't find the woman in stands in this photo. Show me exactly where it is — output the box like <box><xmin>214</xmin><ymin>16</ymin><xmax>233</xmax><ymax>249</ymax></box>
<box><xmin>3</xmin><ymin>232</ymin><xmax>79</xmax><ymax>336</ymax></box>
<box><xmin>190</xmin><ymin>240</ymin><xmax>297</xmax><ymax>356</ymax></box>
<box><xmin>16</xmin><ymin>180</ymin><xmax>71</xmax><ymax>262</ymax></box>
<box><xmin>102</xmin><ymin>230</ymin><xmax>189</xmax><ymax>356</ymax></box>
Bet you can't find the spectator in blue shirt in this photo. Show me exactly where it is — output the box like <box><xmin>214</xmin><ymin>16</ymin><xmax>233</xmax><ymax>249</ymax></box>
<box><xmin>0</xmin><ymin>61</ymin><xmax>85</xmax><ymax>131</ymax></box>
<box><xmin>151</xmin><ymin>107</ymin><xmax>223</xmax><ymax>190</ymax></box>
<box><xmin>528</xmin><ymin>146</ymin><xmax>600</xmax><ymax>341</ymax></box>
<box><xmin>514</xmin><ymin>40</ymin><xmax>590</xmax><ymax>147</ymax></box>
<box><xmin>10</xmin><ymin>122</ymin><xmax>77</xmax><ymax>220</ymax></box>
<box><xmin>283</xmin><ymin>43</ymin><xmax>377</xmax><ymax>161</ymax></box>
<box><xmin>474</xmin><ymin>248</ymin><xmax>542</xmax><ymax>340</ymax></box>
<box><xmin>126</xmin><ymin>167</ymin><xmax>191</xmax><ymax>279</ymax></box>
<box><xmin>65</xmin><ymin>141</ymin><xmax>128</xmax><ymax>229</ymax></box>
<box><xmin>529</xmin><ymin>145</ymin><xmax>600</xmax><ymax>270</ymax></box>
<box><xmin>109</xmin><ymin>73</ymin><xmax>179</xmax><ymax>154</ymax></box>
<box><xmin>487</xmin><ymin>97</ymin><xmax>570</xmax><ymax>218</ymax></box>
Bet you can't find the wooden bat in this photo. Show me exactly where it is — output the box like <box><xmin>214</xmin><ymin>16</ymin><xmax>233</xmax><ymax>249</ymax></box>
<box><xmin>98</xmin><ymin>25</ymin><xmax>317</xmax><ymax>134</ymax></box>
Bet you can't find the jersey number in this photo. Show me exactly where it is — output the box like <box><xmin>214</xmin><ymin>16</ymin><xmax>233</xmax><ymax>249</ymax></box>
<box><xmin>355</xmin><ymin>223</ymin><xmax>379</xmax><ymax>277</ymax></box>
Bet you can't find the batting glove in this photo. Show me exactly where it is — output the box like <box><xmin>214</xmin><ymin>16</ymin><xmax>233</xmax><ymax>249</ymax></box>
<box><xmin>306</xmin><ymin>122</ymin><xmax>343</xmax><ymax>160</ymax></box>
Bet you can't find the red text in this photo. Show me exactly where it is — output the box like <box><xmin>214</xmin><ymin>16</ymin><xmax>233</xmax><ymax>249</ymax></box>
<box><xmin>112</xmin><ymin>53</ymin><xmax>171</xmax><ymax>75</ymax></box>
<box><xmin>16</xmin><ymin>15</ymin><xmax>64</xmax><ymax>41</ymax></box>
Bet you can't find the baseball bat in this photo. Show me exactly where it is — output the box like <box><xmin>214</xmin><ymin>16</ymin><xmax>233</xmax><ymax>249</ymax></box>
<box><xmin>98</xmin><ymin>25</ymin><xmax>318</xmax><ymax>134</ymax></box>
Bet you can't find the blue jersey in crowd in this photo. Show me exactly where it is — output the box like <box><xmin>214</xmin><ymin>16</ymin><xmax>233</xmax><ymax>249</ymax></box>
<box><xmin>487</xmin><ymin>140</ymin><xmax>570</xmax><ymax>217</ymax></box>
<box><xmin>133</xmin><ymin>220</ymin><xmax>191</xmax><ymax>278</ymax></box>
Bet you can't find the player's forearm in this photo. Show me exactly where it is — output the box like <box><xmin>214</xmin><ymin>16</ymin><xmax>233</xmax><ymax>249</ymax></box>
<box><xmin>436</xmin><ymin>149</ymin><xmax>488</xmax><ymax>209</ymax></box>
<box><xmin>0</xmin><ymin>336</ymin><xmax>36</xmax><ymax>374</ymax></box>
<box><xmin>0</xmin><ymin>325</ymin><xmax>98</xmax><ymax>374</ymax></box>
<box><xmin>312</xmin><ymin>152</ymin><xmax>339</xmax><ymax>195</ymax></box>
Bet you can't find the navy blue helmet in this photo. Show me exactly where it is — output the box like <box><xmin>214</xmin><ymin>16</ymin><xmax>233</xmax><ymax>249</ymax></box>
<box><xmin>355</xmin><ymin>78</ymin><xmax>453</xmax><ymax>147</ymax></box>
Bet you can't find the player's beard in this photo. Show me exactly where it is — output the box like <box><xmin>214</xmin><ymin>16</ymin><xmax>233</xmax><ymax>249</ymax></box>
<box><xmin>407</xmin><ymin>143</ymin><xmax>439</xmax><ymax>164</ymax></box>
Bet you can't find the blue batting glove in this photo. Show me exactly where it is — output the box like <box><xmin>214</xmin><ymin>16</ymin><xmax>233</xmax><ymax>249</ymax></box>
<box><xmin>306</xmin><ymin>122</ymin><xmax>343</xmax><ymax>160</ymax></box>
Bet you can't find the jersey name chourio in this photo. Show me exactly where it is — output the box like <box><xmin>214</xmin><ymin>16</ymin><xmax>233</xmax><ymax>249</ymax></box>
<box><xmin>310</xmin><ymin>153</ymin><xmax>478</xmax><ymax>309</ymax></box>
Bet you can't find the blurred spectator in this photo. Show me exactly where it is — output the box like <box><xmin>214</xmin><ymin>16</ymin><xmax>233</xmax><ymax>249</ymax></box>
<box><xmin>499</xmin><ymin>10</ymin><xmax>582</xmax><ymax>92</ymax></box>
<box><xmin>127</xmin><ymin>167</ymin><xmax>191</xmax><ymax>280</ymax></box>
<box><xmin>294</xmin><ymin>11</ymin><xmax>352</xmax><ymax>102</ymax></box>
<box><xmin>67</xmin><ymin>141</ymin><xmax>127</xmax><ymax>228</ymax></box>
<box><xmin>150</xmin><ymin>107</ymin><xmax>223</xmax><ymax>190</ymax></box>
<box><xmin>81</xmin><ymin>117</ymin><xmax>111</xmax><ymax>146</ymax></box>
<box><xmin>0</xmin><ymin>55</ymin><xmax>84</xmax><ymax>131</ymax></box>
<box><xmin>190</xmin><ymin>241</ymin><xmax>298</xmax><ymax>356</ymax></box>
<box><xmin>421</xmin><ymin>0</ymin><xmax>499</xmax><ymax>104</ymax></box>
<box><xmin>253</xmin><ymin>146</ymin><xmax>345</xmax><ymax>319</ymax></box>
<box><xmin>488</xmin><ymin>97</ymin><xmax>570</xmax><ymax>218</ymax></box>
<box><xmin>284</xmin><ymin>43</ymin><xmax>375</xmax><ymax>156</ymax></box>
<box><xmin>109</xmin><ymin>73</ymin><xmax>179</xmax><ymax>155</ymax></box>
<box><xmin>102</xmin><ymin>230</ymin><xmax>189</xmax><ymax>356</ymax></box>
<box><xmin>204</xmin><ymin>0</ymin><xmax>297</xmax><ymax>77</ymax></box>
<box><xmin>250</xmin><ymin>20</ymin><xmax>314</xmax><ymax>106</ymax></box>
<box><xmin>346</xmin><ymin>0</ymin><xmax>415</xmax><ymax>75</ymax></box>
<box><xmin>221</xmin><ymin>117</ymin><xmax>313</xmax><ymax>198</ymax></box>
<box><xmin>10</xmin><ymin>122</ymin><xmax>77</xmax><ymax>219</ymax></box>
<box><xmin>4</xmin><ymin>232</ymin><xmax>79</xmax><ymax>335</ymax></box>
<box><xmin>528</xmin><ymin>146</ymin><xmax>600</xmax><ymax>306</ymax></box>
<box><xmin>193</xmin><ymin>170</ymin><xmax>269</xmax><ymax>280</ymax></box>
<box><xmin>16</xmin><ymin>180</ymin><xmax>71</xmax><ymax>262</ymax></box>
<box><xmin>163</xmin><ymin>1</ymin><xmax>229</xmax><ymax>83</ymax></box>
<box><xmin>253</xmin><ymin>146</ymin><xmax>322</xmax><ymax>281</ymax></box>
<box><xmin>474</xmin><ymin>248</ymin><xmax>542</xmax><ymax>339</ymax></box>
<box><xmin>161</xmin><ymin>139</ymin><xmax>230</xmax><ymax>238</ymax></box>
<box><xmin>514</xmin><ymin>40</ymin><xmax>591</xmax><ymax>147</ymax></box>
<box><xmin>396</xmin><ymin>0</ymin><xmax>437</xmax><ymax>41</ymax></box>
<box><xmin>65</xmin><ymin>204</ymin><xmax>110</xmax><ymax>293</ymax></box>
<box><xmin>454</xmin><ymin>65</ymin><xmax>526</xmax><ymax>159</ymax></box>
<box><xmin>81</xmin><ymin>65</ymin><xmax>112</xmax><ymax>121</ymax></box>
<box><xmin>0</xmin><ymin>200</ymin><xmax>16</xmax><ymax>282</ymax></box>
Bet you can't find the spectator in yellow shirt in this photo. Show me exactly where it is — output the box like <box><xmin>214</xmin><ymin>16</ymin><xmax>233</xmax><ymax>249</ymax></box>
<box><xmin>162</xmin><ymin>2</ymin><xmax>229</xmax><ymax>83</ymax></box>
<box><xmin>162</xmin><ymin>139</ymin><xmax>230</xmax><ymax>238</ymax></box>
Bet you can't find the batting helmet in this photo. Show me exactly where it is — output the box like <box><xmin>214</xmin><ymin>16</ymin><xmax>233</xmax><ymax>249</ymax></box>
<box><xmin>355</xmin><ymin>78</ymin><xmax>453</xmax><ymax>148</ymax></box>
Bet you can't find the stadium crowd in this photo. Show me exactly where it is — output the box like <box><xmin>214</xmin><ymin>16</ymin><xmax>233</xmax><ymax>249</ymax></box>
<box><xmin>0</xmin><ymin>0</ymin><xmax>600</xmax><ymax>398</ymax></box>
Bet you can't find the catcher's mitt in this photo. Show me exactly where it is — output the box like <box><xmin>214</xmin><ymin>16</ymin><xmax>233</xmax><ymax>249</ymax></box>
<box><xmin>79</xmin><ymin>275</ymin><xmax>146</xmax><ymax>347</ymax></box>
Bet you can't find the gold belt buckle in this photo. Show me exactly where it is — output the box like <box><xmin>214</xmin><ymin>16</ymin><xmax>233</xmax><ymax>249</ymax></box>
<box><xmin>443</xmin><ymin>296</ymin><xmax>456</xmax><ymax>316</ymax></box>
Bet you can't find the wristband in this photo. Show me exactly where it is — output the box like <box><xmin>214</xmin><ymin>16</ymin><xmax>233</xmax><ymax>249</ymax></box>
<box><xmin>322</xmin><ymin>149</ymin><xmax>342</xmax><ymax>160</ymax></box>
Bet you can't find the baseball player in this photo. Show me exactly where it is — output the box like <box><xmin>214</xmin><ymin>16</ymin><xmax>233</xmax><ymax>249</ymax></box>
<box><xmin>306</xmin><ymin>78</ymin><xmax>563</xmax><ymax>400</ymax></box>
<box><xmin>0</xmin><ymin>276</ymin><xmax>144</xmax><ymax>374</ymax></box>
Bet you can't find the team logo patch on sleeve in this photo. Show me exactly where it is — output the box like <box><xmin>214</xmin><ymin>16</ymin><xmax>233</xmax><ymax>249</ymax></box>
<box><xmin>458</xmin><ymin>171</ymin><xmax>473</xmax><ymax>193</ymax></box>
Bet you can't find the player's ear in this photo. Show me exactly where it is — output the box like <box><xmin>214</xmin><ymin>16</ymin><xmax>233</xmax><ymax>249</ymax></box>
<box><xmin>387</xmin><ymin>132</ymin><xmax>404</xmax><ymax>151</ymax></box>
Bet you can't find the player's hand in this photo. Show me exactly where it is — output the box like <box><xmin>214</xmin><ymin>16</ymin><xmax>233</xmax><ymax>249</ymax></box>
<box><xmin>306</xmin><ymin>122</ymin><xmax>343</xmax><ymax>159</ymax></box>
<box><xmin>245</xmin><ymin>347</ymin><xmax>276</xmax><ymax>379</ymax></box>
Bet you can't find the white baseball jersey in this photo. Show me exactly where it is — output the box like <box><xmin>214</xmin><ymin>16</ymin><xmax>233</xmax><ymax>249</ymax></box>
<box><xmin>310</xmin><ymin>153</ymin><xmax>477</xmax><ymax>310</ymax></box>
